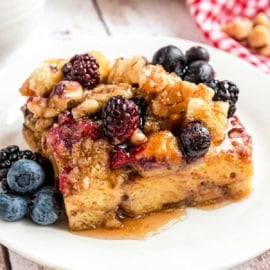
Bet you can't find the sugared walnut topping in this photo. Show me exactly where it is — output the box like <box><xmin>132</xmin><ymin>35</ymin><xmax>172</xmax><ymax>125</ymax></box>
<box><xmin>27</xmin><ymin>96</ymin><xmax>59</xmax><ymax>118</ymax></box>
<box><xmin>72</xmin><ymin>83</ymin><xmax>134</xmax><ymax>119</ymax></box>
<box><xmin>88</xmin><ymin>50</ymin><xmax>111</xmax><ymax>83</ymax></box>
<box><xmin>130</xmin><ymin>128</ymin><xmax>148</xmax><ymax>146</ymax></box>
<box><xmin>49</xmin><ymin>81</ymin><xmax>84</xmax><ymax>111</ymax></box>
<box><xmin>108</xmin><ymin>55</ymin><xmax>147</xmax><ymax>85</ymax></box>
<box><xmin>72</xmin><ymin>99</ymin><xmax>101</xmax><ymax>119</ymax></box>
<box><xmin>20</xmin><ymin>59</ymin><xmax>65</xmax><ymax>97</ymax></box>
<box><xmin>108</xmin><ymin>56</ymin><xmax>228</xmax><ymax>144</ymax></box>
<box><xmin>133</xmin><ymin>131</ymin><xmax>184</xmax><ymax>177</ymax></box>
<box><xmin>27</xmin><ymin>81</ymin><xmax>84</xmax><ymax>118</ymax></box>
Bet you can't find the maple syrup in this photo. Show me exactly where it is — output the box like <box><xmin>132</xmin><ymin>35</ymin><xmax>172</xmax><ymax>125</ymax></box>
<box><xmin>73</xmin><ymin>208</ymin><xmax>186</xmax><ymax>240</ymax></box>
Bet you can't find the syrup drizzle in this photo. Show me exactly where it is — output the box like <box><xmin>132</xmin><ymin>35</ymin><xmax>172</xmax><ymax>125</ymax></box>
<box><xmin>72</xmin><ymin>209</ymin><xmax>186</xmax><ymax>240</ymax></box>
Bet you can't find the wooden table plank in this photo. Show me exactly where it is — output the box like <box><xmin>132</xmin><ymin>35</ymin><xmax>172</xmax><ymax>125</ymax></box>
<box><xmin>39</xmin><ymin>0</ymin><xmax>107</xmax><ymax>41</ymax></box>
<box><xmin>97</xmin><ymin>0</ymin><xmax>206</xmax><ymax>42</ymax></box>
<box><xmin>0</xmin><ymin>246</ymin><xmax>9</xmax><ymax>270</ymax></box>
<box><xmin>8</xmin><ymin>250</ymin><xmax>51</xmax><ymax>270</ymax></box>
<box><xmin>232</xmin><ymin>250</ymin><xmax>270</xmax><ymax>270</ymax></box>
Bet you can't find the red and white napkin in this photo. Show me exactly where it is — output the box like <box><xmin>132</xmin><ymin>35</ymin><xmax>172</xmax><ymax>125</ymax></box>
<box><xmin>187</xmin><ymin>0</ymin><xmax>270</xmax><ymax>75</ymax></box>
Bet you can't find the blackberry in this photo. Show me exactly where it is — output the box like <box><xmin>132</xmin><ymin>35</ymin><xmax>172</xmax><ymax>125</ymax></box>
<box><xmin>62</xmin><ymin>53</ymin><xmax>100</xmax><ymax>89</ymax></box>
<box><xmin>1</xmin><ymin>178</ymin><xmax>10</xmax><ymax>191</ymax></box>
<box><xmin>101</xmin><ymin>96</ymin><xmax>140</xmax><ymax>144</ymax></box>
<box><xmin>206</xmin><ymin>79</ymin><xmax>239</xmax><ymax>117</ymax></box>
<box><xmin>152</xmin><ymin>45</ymin><xmax>186</xmax><ymax>73</ymax></box>
<box><xmin>0</xmin><ymin>146</ymin><xmax>24</xmax><ymax>182</ymax></box>
<box><xmin>132</xmin><ymin>97</ymin><xmax>147</xmax><ymax>130</ymax></box>
<box><xmin>31</xmin><ymin>153</ymin><xmax>55</xmax><ymax>187</ymax></box>
<box><xmin>179</xmin><ymin>122</ymin><xmax>211</xmax><ymax>161</ymax></box>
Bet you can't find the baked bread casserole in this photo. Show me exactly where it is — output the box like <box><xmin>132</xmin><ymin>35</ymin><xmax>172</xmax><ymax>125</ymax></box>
<box><xmin>19</xmin><ymin>46</ymin><xmax>253</xmax><ymax>231</ymax></box>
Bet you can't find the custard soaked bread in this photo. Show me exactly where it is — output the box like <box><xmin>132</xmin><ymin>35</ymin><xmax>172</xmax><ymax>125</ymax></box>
<box><xmin>20</xmin><ymin>45</ymin><xmax>253</xmax><ymax>230</ymax></box>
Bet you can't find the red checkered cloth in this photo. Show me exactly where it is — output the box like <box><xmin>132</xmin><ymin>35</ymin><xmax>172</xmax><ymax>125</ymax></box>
<box><xmin>187</xmin><ymin>0</ymin><xmax>270</xmax><ymax>74</ymax></box>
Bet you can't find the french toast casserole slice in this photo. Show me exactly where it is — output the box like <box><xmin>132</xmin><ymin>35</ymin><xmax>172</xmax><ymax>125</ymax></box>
<box><xmin>20</xmin><ymin>50</ymin><xmax>253</xmax><ymax>230</ymax></box>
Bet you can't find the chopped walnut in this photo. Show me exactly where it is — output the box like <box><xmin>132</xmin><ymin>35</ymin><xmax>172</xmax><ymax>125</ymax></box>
<box><xmin>259</xmin><ymin>44</ymin><xmax>270</xmax><ymax>56</ymax></box>
<box><xmin>27</xmin><ymin>96</ymin><xmax>59</xmax><ymax>118</ymax></box>
<box><xmin>247</xmin><ymin>25</ymin><xmax>270</xmax><ymax>48</ymax></box>
<box><xmin>222</xmin><ymin>18</ymin><xmax>253</xmax><ymax>40</ymax></box>
<box><xmin>222</xmin><ymin>12</ymin><xmax>270</xmax><ymax>56</ymax></box>
<box><xmin>108</xmin><ymin>55</ymin><xmax>147</xmax><ymax>85</ymax></box>
<box><xmin>89</xmin><ymin>50</ymin><xmax>111</xmax><ymax>83</ymax></box>
<box><xmin>130</xmin><ymin>128</ymin><xmax>148</xmax><ymax>146</ymax></box>
<box><xmin>49</xmin><ymin>81</ymin><xmax>84</xmax><ymax>111</ymax></box>
<box><xmin>72</xmin><ymin>83</ymin><xmax>135</xmax><ymax>118</ymax></box>
<box><xmin>20</xmin><ymin>58</ymin><xmax>65</xmax><ymax>97</ymax></box>
<box><xmin>108</xmin><ymin>56</ymin><xmax>228</xmax><ymax>144</ymax></box>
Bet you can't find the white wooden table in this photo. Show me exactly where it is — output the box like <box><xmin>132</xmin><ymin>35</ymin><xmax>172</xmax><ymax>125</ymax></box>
<box><xmin>0</xmin><ymin>0</ymin><xmax>269</xmax><ymax>269</ymax></box>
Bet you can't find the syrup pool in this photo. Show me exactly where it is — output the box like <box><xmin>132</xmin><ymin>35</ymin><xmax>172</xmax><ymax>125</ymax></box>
<box><xmin>72</xmin><ymin>208</ymin><xmax>186</xmax><ymax>240</ymax></box>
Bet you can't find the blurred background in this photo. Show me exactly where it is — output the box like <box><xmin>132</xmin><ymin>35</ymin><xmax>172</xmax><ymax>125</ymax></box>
<box><xmin>0</xmin><ymin>0</ymin><xmax>206</xmax><ymax>66</ymax></box>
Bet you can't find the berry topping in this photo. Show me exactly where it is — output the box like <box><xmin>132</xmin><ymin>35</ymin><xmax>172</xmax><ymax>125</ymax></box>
<box><xmin>7</xmin><ymin>159</ymin><xmax>45</xmax><ymax>194</ymax></box>
<box><xmin>185</xmin><ymin>46</ymin><xmax>210</xmax><ymax>63</ymax></box>
<box><xmin>178</xmin><ymin>122</ymin><xmax>211</xmax><ymax>161</ymax></box>
<box><xmin>0</xmin><ymin>192</ymin><xmax>28</xmax><ymax>221</ymax></box>
<box><xmin>183</xmin><ymin>60</ymin><xmax>214</xmax><ymax>84</ymax></box>
<box><xmin>0</xmin><ymin>146</ymin><xmax>54</xmax><ymax>189</ymax></box>
<box><xmin>51</xmin><ymin>81</ymin><xmax>66</xmax><ymax>96</ymax></box>
<box><xmin>45</xmin><ymin>119</ymin><xmax>101</xmax><ymax>156</ymax></box>
<box><xmin>62</xmin><ymin>53</ymin><xmax>100</xmax><ymax>89</ymax></box>
<box><xmin>110</xmin><ymin>146</ymin><xmax>132</xmax><ymax>169</ymax></box>
<box><xmin>29</xmin><ymin>186</ymin><xmax>63</xmax><ymax>226</ymax></box>
<box><xmin>152</xmin><ymin>45</ymin><xmax>186</xmax><ymax>73</ymax></box>
<box><xmin>132</xmin><ymin>97</ymin><xmax>147</xmax><ymax>130</ymax></box>
<box><xmin>101</xmin><ymin>96</ymin><xmax>139</xmax><ymax>144</ymax></box>
<box><xmin>206</xmin><ymin>79</ymin><xmax>240</xmax><ymax>117</ymax></box>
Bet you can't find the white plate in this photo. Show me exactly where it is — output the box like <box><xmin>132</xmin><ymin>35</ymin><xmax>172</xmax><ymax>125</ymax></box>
<box><xmin>0</xmin><ymin>36</ymin><xmax>270</xmax><ymax>270</ymax></box>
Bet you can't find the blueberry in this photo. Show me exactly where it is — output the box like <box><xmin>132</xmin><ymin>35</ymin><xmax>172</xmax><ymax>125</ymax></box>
<box><xmin>7</xmin><ymin>159</ymin><xmax>45</xmax><ymax>194</ymax></box>
<box><xmin>152</xmin><ymin>45</ymin><xmax>186</xmax><ymax>73</ymax></box>
<box><xmin>185</xmin><ymin>46</ymin><xmax>210</xmax><ymax>63</ymax></box>
<box><xmin>179</xmin><ymin>122</ymin><xmax>211</xmax><ymax>161</ymax></box>
<box><xmin>174</xmin><ymin>63</ymin><xmax>188</xmax><ymax>78</ymax></box>
<box><xmin>184</xmin><ymin>60</ymin><xmax>214</xmax><ymax>84</ymax></box>
<box><xmin>0</xmin><ymin>192</ymin><xmax>28</xmax><ymax>221</ymax></box>
<box><xmin>29</xmin><ymin>187</ymin><xmax>62</xmax><ymax>225</ymax></box>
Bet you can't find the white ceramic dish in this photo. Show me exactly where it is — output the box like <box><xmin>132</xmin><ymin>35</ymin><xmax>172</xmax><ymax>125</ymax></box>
<box><xmin>0</xmin><ymin>36</ymin><xmax>270</xmax><ymax>270</ymax></box>
<box><xmin>0</xmin><ymin>0</ymin><xmax>45</xmax><ymax>65</ymax></box>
